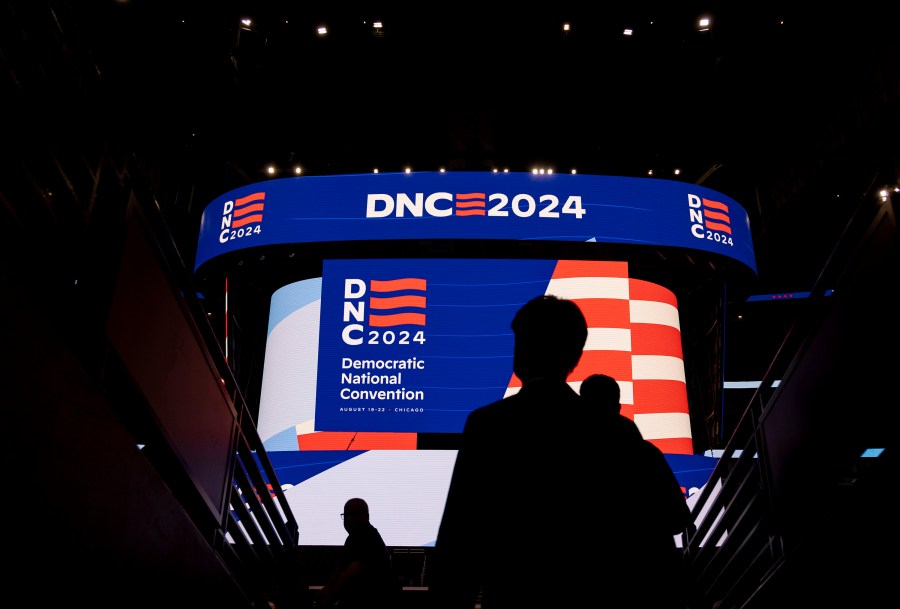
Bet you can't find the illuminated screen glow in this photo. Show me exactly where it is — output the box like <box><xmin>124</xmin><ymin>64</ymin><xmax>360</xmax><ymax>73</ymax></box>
<box><xmin>257</xmin><ymin>258</ymin><xmax>717</xmax><ymax>546</ymax></box>
<box><xmin>196</xmin><ymin>172</ymin><xmax>757</xmax><ymax>275</ymax></box>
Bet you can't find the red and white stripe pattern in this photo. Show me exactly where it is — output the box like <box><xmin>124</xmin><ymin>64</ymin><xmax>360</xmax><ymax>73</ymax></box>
<box><xmin>505</xmin><ymin>260</ymin><xmax>693</xmax><ymax>455</ymax></box>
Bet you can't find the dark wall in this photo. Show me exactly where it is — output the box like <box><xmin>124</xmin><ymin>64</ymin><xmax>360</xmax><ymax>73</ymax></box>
<box><xmin>3</xmin><ymin>265</ymin><xmax>249</xmax><ymax>609</ymax></box>
<box><xmin>106</xmin><ymin>199</ymin><xmax>237</xmax><ymax>522</ymax></box>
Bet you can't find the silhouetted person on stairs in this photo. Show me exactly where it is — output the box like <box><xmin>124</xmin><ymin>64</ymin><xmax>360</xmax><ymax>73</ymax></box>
<box><xmin>315</xmin><ymin>497</ymin><xmax>398</xmax><ymax>609</ymax></box>
<box><xmin>430</xmin><ymin>295</ymin><xmax>692</xmax><ymax>609</ymax></box>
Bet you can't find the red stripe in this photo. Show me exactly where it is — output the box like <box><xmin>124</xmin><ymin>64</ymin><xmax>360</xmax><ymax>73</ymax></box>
<box><xmin>630</xmin><ymin>324</ymin><xmax>683</xmax><ymax>358</ymax></box>
<box><xmin>629</xmin><ymin>278</ymin><xmax>678</xmax><ymax>307</ymax></box>
<box><xmin>552</xmin><ymin>260</ymin><xmax>629</xmax><ymax>278</ymax></box>
<box><xmin>370</xmin><ymin>278</ymin><xmax>426</xmax><ymax>292</ymax></box>
<box><xmin>298</xmin><ymin>432</ymin><xmax>418</xmax><ymax>451</ymax></box>
<box><xmin>632</xmin><ymin>379</ymin><xmax>689</xmax><ymax>412</ymax></box>
<box><xmin>456</xmin><ymin>192</ymin><xmax>486</xmax><ymax>200</ymax></box>
<box><xmin>369</xmin><ymin>312</ymin><xmax>426</xmax><ymax>326</ymax></box>
<box><xmin>369</xmin><ymin>295</ymin><xmax>426</xmax><ymax>309</ymax></box>
<box><xmin>236</xmin><ymin>191</ymin><xmax>265</xmax><ymax>205</ymax></box>
<box><xmin>704</xmin><ymin>219</ymin><xmax>732</xmax><ymax>234</ymax></box>
<box><xmin>232</xmin><ymin>214</ymin><xmax>263</xmax><ymax>228</ymax></box>
<box><xmin>234</xmin><ymin>202</ymin><xmax>264</xmax><ymax>216</ymax></box>
<box><xmin>455</xmin><ymin>209</ymin><xmax>486</xmax><ymax>216</ymax></box>
<box><xmin>702</xmin><ymin>198</ymin><xmax>728</xmax><ymax>212</ymax></box>
<box><xmin>703</xmin><ymin>209</ymin><xmax>730</xmax><ymax>223</ymax></box>
<box><xmin>577</xmin><ymin>298</ymin><xmax>630</xmax><ymax>327</ymax></box>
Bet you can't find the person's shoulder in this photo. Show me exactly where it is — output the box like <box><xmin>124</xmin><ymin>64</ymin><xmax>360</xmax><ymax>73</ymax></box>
<box><xmin>638</xmin><ymin>437</ymin><xmax>667</xmax><ymax>457</ymax></box>
<box><xmin>355</xmin><ymin>525</ymin><xmax>388</xmax><ymax>550</ymax></box>
<box><xmin>466</xmin><ymin>393</ymin><xmax>517</xmax><ymax>418</ymax></box>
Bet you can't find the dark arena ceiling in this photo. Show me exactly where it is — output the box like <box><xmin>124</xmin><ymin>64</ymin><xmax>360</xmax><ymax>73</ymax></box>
<box><xmin>19</xmin><ymin>2</ymin><xmax>894</xmax><ymax>289</ymax></box>
<box><xmin>4</xmin><ymin>2</ymin><xmax>899</xmax><ymax>431</ymax></box>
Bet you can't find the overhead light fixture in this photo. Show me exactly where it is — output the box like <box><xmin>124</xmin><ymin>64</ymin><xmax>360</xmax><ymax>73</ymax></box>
<box><xmin>317</xmin><ymin>26</ymin><xmax>328</xmax><ymax>36</ymax></box>
<box><xmin>697</xmin><ymin>17</ymin><xmax>711</xmax><ymax>32</ymax></box>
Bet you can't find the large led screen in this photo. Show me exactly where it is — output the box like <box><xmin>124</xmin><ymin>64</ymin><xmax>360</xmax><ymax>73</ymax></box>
<box><xmin>257</xmin><ymin>258</ymin><xmax>718</xmax><ymax>546</ymax></box>
<box><xmin>196</xmin><ymin>172</ymin><xmax>757</xmax><ymax>276</ymax></box>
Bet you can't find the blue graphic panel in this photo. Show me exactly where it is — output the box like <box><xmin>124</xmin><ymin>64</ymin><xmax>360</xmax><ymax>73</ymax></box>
<box><xmin>315</xmin><ymin>259</ymin><xmax>561</xmax><ymax>433</ymax></box>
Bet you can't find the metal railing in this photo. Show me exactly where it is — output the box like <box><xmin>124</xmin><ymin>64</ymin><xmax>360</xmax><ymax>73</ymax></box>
<box><xmin>681</xmin><ymin>181</ymin><xmax>897</xmax><ymax>609</ymax></box>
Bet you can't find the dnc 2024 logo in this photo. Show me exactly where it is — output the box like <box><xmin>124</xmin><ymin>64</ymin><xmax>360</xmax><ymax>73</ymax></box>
<box><xmin>365</xmin><ymin>191</ymin><xmax>587</xmax><ymax>218</ymax></box>
<box><xmin>218</xmin><ymin>192</ymin><xmax>265</xmax><ymax>243</ymax></box>
<box><xmin>688</xmin><ymin>194</ymin><xmax>734</xmax><ymax>246</ymax></box>
<box><xmin>340</xmin><ymin>277</ymin><xmax>427</xmax><ymax>347</ymax></box>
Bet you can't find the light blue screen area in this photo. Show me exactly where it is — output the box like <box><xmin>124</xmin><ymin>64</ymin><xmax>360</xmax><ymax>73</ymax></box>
<box><xmin>267</xmin><ymin>277</ymin><xmax>322</xmax><ymax>337</ymax></box>
<box><xmin>264</xmin><ymin>427</ymin><xmax>304</xmax><ymax>452</ymax></box>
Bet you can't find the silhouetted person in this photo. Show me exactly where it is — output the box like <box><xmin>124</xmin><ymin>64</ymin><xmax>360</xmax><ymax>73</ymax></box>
<box><xmin>430</xmin><ymin>295</ymin><xmax>693</xmax><ymax>609</ymax></box>
<box><xmin>580</xmin><ymin>372</ymin><xmax>643</xmax><ymax>441</ymax></box>
<box><xmin>580</xmin><ymin>372</ymin><xmax>694</xmax><ymax>608</ymax></box>
<box><xmin>315</xmin><ymin>498</ymin><xmax>398</xmax><ymax>609</ymax></box>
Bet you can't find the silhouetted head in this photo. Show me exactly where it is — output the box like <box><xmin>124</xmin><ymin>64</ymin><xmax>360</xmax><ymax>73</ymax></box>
<box><xmin>511</xmin><ymin>295</ymin><xmax>588</xmax><ymax>383</ymax></box>
<box><xmin>580</xmin><ymin>373</ymin><xmax>622</xmax><ymax>415</ymax></box>
<box><xmin>342</xmin><ymin>497</ymin><xmax>369</xmax><ymax>534</ymax></box>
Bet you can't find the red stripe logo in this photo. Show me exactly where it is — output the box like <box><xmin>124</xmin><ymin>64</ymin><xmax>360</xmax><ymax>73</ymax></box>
<box><xmin>368</xmin><ymin>278</ymin><xmax>427</xmax><ymax>327</ymax></box>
